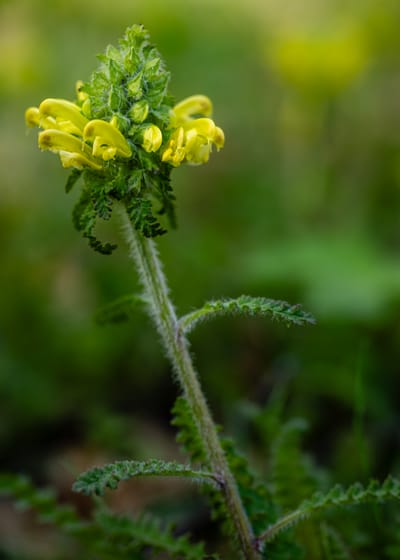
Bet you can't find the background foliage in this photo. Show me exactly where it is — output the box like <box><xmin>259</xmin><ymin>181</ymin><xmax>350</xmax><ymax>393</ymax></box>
<box><xmin>1</xmin><ymin>0</ymin><xmax>400</xmax><ymax>557</ymax></box>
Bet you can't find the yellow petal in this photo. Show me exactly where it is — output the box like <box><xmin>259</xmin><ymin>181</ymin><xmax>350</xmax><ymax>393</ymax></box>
<box><xmin>184</xmin><ymin>117</ymin><xmax>216</xmax><ymax>137</ymax></box>
<box><xmin>184</xmin><ymin>134</ymin><xmax>211</xmax><ymax>165</ymax></box>
<box><xmin>25</xmin><ymin>107</ymin><xmax>40</xmax><ymax>127</ymax></box>
<box><xmin>161</xmin><ymin>145</ymin><xmax>185</xmax><ymax>166</ymax></box>
<box><xmin>25</xmin><ymin>107</ymin><xmax>65</xmax><ymax>131</ymax></box>
<box><xmin>92</xmin><ymin>136</ymin><xmax>117</xmax><ymax>161</ymax></box>
<box><xmin>172</xmin><ymin>95</ymin><xmax>213</xmax><ymax>124</ymax></box>
<box><xmin>75</xmin><ymin>80</ymin><xmax>89</xmax><ymax>102</ymax></box>
<box><xmin>213</xmin><ymin>127</ymin><xmax>225</xmax><ymax>150</ymax></box>
<box><xmin>59</xmin><ymin>151</ymin><xmax>102</xmax><ymax>170</ymax></box>
<box><xmin>38</xmin><ymin>130</ymin><xmax>102</xmax><ymax>170</ymax></box>
<box><xmin>39</xmin><ymin>129</ymin><xmax>86</xmax><ymax>154</ymax></box>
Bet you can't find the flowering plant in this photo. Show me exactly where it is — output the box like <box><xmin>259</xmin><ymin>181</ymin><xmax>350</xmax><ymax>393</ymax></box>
<box><xmin>5</xmin><ymin>23</ymin><xmax>398</xmax><ymax>560</ymax></box>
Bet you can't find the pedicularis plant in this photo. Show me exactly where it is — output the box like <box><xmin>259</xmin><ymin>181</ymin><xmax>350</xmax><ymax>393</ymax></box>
<box><xmin>2</xmin><ymin>24</ymin><xmax>400</xmax><ymax>560</ymax></box>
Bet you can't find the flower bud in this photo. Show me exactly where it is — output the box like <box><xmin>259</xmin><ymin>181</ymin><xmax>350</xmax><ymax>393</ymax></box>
<box><xmin>141</xmin><ymin>124</ymin><xmax>163</xmax><ymax>153</ymax></box>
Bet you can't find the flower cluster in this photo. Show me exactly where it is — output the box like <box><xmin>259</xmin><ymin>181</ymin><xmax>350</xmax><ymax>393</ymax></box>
<box><xmin>25</xmin><ymin>94</ymin><xmax>132</xmax><ymax>171</ymax></box>
<box><xmin>24</xmin><ymin>24</ymin><xmax>225</xmax><ymax>249</ymax></box>
<box><xmin>25</xmin><ymin>92</ymin><xmax>224</xmax><ymax>172</ymax></box>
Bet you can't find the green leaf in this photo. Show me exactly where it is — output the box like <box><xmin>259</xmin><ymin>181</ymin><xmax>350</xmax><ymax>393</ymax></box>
<box><xmin>179</xmin><ymin>295</ymin><xmax>316</xmax><ymax>334</ymax></box>
<box><xmin>171</xmin><ymin>396</ymin><xmax>207</xmax><ymax>464</ymax></box>
<box><xmin>94</xmin><ymin>293</ymin><xmax>147</xmax><ymax>325</ymax></box>
<box><xmin>269</xmin><ymin>418</ymin><xmax>321</xmax><ymax>512</ymax></box>
<box><xmin>320</xmin><ymin>523</ymin><xmax>353</xmax><ymax>560</ymax></box>
<box><xmin>72</xmin><ymin>182</ymin><xmax>117</xmax><ymax>255</ymax></box>
<box><xmin>126</xmin><ymin>196</ymin><xmax>166</xmax><ymax>238</ymax></box>
<box><xmin>65</xmin><ymin>169</ymin><xmax>82</xmax><ymax>193</ymax></box>
<box><xmin>257</xmin><ymin>476</ymin><xmax>400</xmax><ymax>545</ymax></box>
<box><xmin>0</xmin><ymin>473</ymin><xmax>82</xmax><ymax>532</ymax></box>
<box><xmin>94</xmin><ymin>510</ymin><xmax>212</xmax><ymax>560</ymax></box>
<box><xmin>73</xmin><ymin>459</ymin><xmax>219</xmax><ymax>496</ymax></box>
<box><xmin>0</xmin><ymin>473</ymin><xmax>214</xmax><ymax>559</ymax></box>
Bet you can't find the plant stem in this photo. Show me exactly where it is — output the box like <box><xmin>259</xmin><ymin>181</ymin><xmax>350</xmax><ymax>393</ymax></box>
<box><xmin>121</xmin><ymin>210</ymin><xmax>260</xmax><ymax>560</ymax></box>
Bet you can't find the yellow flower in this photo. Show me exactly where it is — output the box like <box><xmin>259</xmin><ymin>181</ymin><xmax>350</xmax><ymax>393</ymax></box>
<box><xmin>162</xmin><ymin>95</ymin><xmax>224</xmax><ymax>167</ymax></box>
<box><xmin>170</xmin><ymin>95</ymin><xmax>213</xmax><ymax>126</ymax></box>
<box><xmin>83</xmin><ymin>117</ymin><xmax>132</xmax><ymax>160</ymax></box>
<box><xmin>38</xmin><ymin>129</ymin><xmax>102</xmax><ymax>170</ymax></box>
<box><xmin>39</xmin><ymin>98</ymin><xmax>89</xmax><ymax>136</ymax></box>
<box><xmin>25</xmin><ymin>97</ymin><xmax>133</xmax><ymax>171</ymax></box>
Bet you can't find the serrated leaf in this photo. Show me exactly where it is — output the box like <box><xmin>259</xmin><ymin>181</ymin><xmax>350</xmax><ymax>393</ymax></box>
<box><xmin>179</xmin><ymin>295</ymin><xmax>315</xmax><ymax>335</ymax></box>
<box><xmin>73</xmin><ymin>459</ymin><xmax>219</xmax><ymax>496</ymax></box>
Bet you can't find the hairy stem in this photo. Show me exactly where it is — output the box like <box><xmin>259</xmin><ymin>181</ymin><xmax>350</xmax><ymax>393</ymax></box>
<box><xmin>121</xmin><ymin>210</ymin><xmax>259</xmax><ymax>560</ymax></box>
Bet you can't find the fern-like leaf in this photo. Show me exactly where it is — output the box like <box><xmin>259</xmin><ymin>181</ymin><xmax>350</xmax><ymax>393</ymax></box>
<box><xmin>94</xmin><ymin>293</ymin><xmax>147</xmax><ymax>325</ymax></box>
<box><xmin>0</xmin><ymin>473</ymin><xmax>215</xmax><ymax>559</ymax></box>
<box><xmin>179</xmin><ymin>296</ymin><xmax>315</xmax><ymax>335</ymax></box>
<box><xmin>171</xmin><ymin>396</ymin><xmax>207</xmax><ymax>464</ymax></box>
<box><xmin>94</xmin><ymin>510</ymin><xmax>213</xmax><ymax>560</ymax></box>
<box><xmin>0</xmin><ymin>473</ymin><xmax>81</xmax><ymax>531</ymax></box>
<box><xmin>73</xmin><ymin>459</ymin><xmax>219</xmax><ymax>496</ymax></box>
<box><xmin>126</xmin><ymin>196</ymin><xmax>166</xmax><ymax>238</ymax></box>
<box><xmin>320</xmin><ymin>523</ymin><xmax>353</xmax><ymax>560</ymax></box>
<box><xmin>72</xmin><ymin>184</ymin><xmax>117</xmax><ymax>255</ymax></box>
<box><xmin>385</xmin><ymin>513</ymin><xmax>400</xmax><ymax>559</ymax></box>
<box><xmin>257</xmin><ymin>475</ymin><xmax>400</xmax><ymax>545</ymax></box>
<box><xmin>269</xmin><ymin>418</ymin><xmax>321</xmax><ymax>512</ymax></box>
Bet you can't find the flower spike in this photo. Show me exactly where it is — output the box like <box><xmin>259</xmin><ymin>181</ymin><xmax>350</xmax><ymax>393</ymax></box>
<box><xmin>25</xmin><ymin>24</ymin><xmax>224</xmax><ymax>245</ymax></box>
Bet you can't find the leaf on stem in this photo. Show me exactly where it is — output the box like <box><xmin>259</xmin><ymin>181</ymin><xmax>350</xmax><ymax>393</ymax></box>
<box><xmin>73</xmin><ymin>459</ymin><xmax>220</xmax><ymax>496</ymax></box>
<box><xmin>179</xmin><ymin>295</ymin><xmax>316</xmax><ymax>335</ymax></box>
<box><xmin>257</xmin><ymin>475</ymin><xmax>400</xmax><ymax>545</ymax></box>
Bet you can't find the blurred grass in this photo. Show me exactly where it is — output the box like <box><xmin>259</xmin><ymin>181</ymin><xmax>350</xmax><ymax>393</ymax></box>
<box><xmin>1</xmin><ymin>0</ymin><xmax>400</xmax><ymax>549</ymax></box>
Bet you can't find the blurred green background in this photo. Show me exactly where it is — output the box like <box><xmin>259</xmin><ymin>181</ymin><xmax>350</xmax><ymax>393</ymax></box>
<box><xmin>1</xmin><ymin>0</ymin><xmax>400</xmax><ymax>555</ymax></box>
